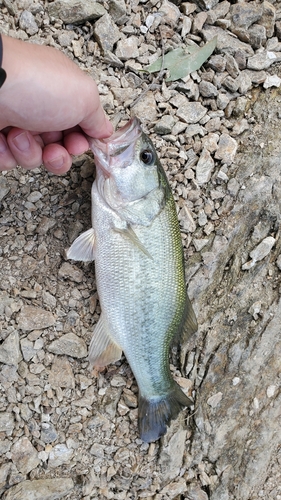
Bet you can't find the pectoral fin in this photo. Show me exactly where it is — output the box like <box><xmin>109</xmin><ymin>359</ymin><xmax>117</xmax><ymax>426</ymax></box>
<box><xmin>113</xmin><ymin>224</ymin><xmax>153</xmax><ymax>260</ymax></box>
<box><xmin>89</xmin><ymin>313</ymin><xmax>122</xmax><ymax>368</ymax></box>
<box><xmin>66</xmin><ymin>228</ymin><xmax>96</xmax><ymax>262</ymax></box>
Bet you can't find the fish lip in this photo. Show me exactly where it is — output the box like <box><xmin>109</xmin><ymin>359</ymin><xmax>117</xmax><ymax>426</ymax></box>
<box><xmin>88</xmin><ymin>117</ymin><xmax>142</xmax><ymax>176</ymax></box>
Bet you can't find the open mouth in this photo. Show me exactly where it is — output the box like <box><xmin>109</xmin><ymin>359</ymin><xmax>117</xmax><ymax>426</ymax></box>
<box><xmin>88</xmin><ymin>117</ymin><xmax>142</xmax><ymax>174</ymax></box>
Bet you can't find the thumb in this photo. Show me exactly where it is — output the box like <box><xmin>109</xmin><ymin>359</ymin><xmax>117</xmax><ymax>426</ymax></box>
<box><xmin>78</xmin><ymin>81</ymin><xmax>113</xmax><ymax>139</ymax></box>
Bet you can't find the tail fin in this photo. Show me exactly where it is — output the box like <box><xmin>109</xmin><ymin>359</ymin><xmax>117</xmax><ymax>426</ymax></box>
<box><xmin>138</xmin><ymin>383</ymin><xmax>192</xmax><ymax>443</ymax></box>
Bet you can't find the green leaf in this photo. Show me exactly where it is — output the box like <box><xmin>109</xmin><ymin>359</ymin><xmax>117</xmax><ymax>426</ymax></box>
<box><xmin>145</xmin><ymin>45</ymin><xmax>198</xmax><ymax>74</ymax></box>
<box><xmin>143</xmin><ymin>37</ymin><xmax>217</xmax><ymax>82</ymax></box>
<box><xmin>166</xmin><ymin>37</ymin><xmax>217</xmax><ymax>82</ymax></box>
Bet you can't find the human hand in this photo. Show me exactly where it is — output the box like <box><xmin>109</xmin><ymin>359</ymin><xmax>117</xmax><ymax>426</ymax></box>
<box><xmin>0</xmin><ymin>35</ymin><xmax>113</xmax><ymax>175</ymax></box>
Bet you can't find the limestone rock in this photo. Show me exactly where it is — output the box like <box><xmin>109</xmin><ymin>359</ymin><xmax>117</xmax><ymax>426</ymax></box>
<box><xmin>196</xmin><ymin>148</ymin><xmax>215</xmax><ymax>184</ymax></box>
<box><xmin>0</xmin><ymin>331</ymin><xmax>21</xmax><ymax>366</ymax></box>
<box><xmin>2</xmin><ymin>478</ymin><xmax>74</xmax><ymax>500</ymax></box>
<box><xmin>48</xmin><ymin>444</ymin><xmax>73</xmax><ymax>468</ymax></box>
<box><xmin>48</xmin><ymin>356</ymin><xmax>75</xmax><ymax>389</ymax></box>
<box><xmin>115</xmin><ymin>36</ymin><xmax>139</xmax><ymax>60</ymax></box>
<box><xmin>0</xmin><ymin>413</ymin><xmax>14</xmax><ymax>436</ymax></box>
<box><xmin>131</xmin><ymin>91</ymin><xmax>157</xmax><ymax>122</ymax></box>
<box><xmin>176</xmin><ymin>102</ymin><xmax>207</xmax><ymax>124</ymax></box>
<box><xmin>48</xmin><ymin>0</ymin><xmax>105</xmax><ymax>24</ymax></box>
<box><xmin>11</xmin><ymin>437</ymin><xmax>40</xmax><ymax>474</ymax></box>
<box><xmin>47</xmin><ymin>332</ymin><xmax>87</xmax><ymax>359</ymax></box>
<box><xmin>215</xmin><ymin>134</ymin><xmax>237</xmax><ymax>165</ymax></box>
<box><xmin>17</xmin><ymin>306</ymin><xmax>55</xmax><ymax>331</ymax></box>
<box><xmin>0</xmin><ymin>177</ymin><xmax>10</xmax><ymax>201</ymax></box>
<box><xmin>19</xmin><ymin>11</ymin><xmax>38</xmax><ymax>35</ymax></box>
<box><xmin>94</xmin><ymin>13</ymin><xmax>121</xmax><ymax>52</ymax></box>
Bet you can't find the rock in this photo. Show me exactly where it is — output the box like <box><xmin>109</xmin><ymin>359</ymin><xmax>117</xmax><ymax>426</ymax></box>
<box><xmin>196</xmin><ymin>148</ymin><xmax>215</xmax><ymax>184</ymax></box>
<box><xmin>41</xmin><ymin>423</ymin><xmax>58</xmax><ymax>444</ymax></box>
<box><xmin>47</xmin><ymin>332</ymin><xmax>87</xmax><ymax>359</ymax></box>
<box><xmin>192</xmin><ymin>11</ymin><xmax>208</xmax><ymax>34</ymax></box>
<box><xmin>232</xmin><ymin>118</ymin><xmax>250</xmax><ymax>136</ymax></box>
<box><xmin>248</xmin><ymin>24</ymin><xmax>267</xmax><ymax>50</ymax></box>
<box><xmin>58</xmin><ymin>262</ymin><xmax>84</xmax><ymax>283</ymax></box>
<box><xmin>131</xmin><ymin>91</ymin><xmax>157</xmax><ymax>122</ymax></box>
<box><xmin>192</xmin><ymin>0</ymin><xmax>219</xmax><ymax>10</ymax></box>
<box><xmin>103</xmin><ymin>50</ymin><xmax>124</xmax><ymax>68</ymax></box>
<box><xmin>250</xmin><ymin>236</ymin><xmax>276</xmax><ymax>262</ymax></box>
<box><xmin>115</xmin><ymin>36</ymin><xmax>139</xmax><ymax>60</ymax></box>
<box><xmin>207</xmin><ymin>392</ymin><xmax>223</xmax><ymax>408</ymax></box>
<box><xmin>208</xmin><ymin>54</ymin><xmax>226</xmax><ymax>73</ymax></box>
<box><xmin>159</xmin><ymin>477</ymin><xmax>188</xmax><ymax>498</ymax></box>
<box><xmin>230</xmin><ymin>2</ymin><xmax>263</xmax><ymax>29</ymax></box>
<box><xmin>17</xmin><ymin>306</ymin><xmax>55</xmax><ymax>331</ymax></box>
<box><xmin>202</xmin><ymin>25</ymin><xmax>254</xmax><ymax>57</ymax></box>
<box><xmin>160</xmin><ymin>0</ymin><xmax>181</xmax><ymax>25</ymax></box>
<box><xmin>11</xmin><ymin>437</ymin><xmax>40</xmax><ymax>474</ymax></box>
<box><xmin>0</xmin><ymin>412</ymin><xmax>14</xmax><ymax>436</ymax></box>
<box><xmin>178</xmin><ymin>205</ymin><xmax>196</xmax><ymax>232</ymax></box>
<box><xmin>48</xmin><ymin>444</ymin><xmax>73</xmax><ymax>468</ymax></box>
<box><xmin>108</xmin><ymin>0</ymin><xmax>127</xmax><ymax>25</ymax></box>
<box><xmin>20</xmin><ymin>337</ymin><xmax>37</xmax><ymax>362</ymax></box>
<box><xmin>0</xmin><ymin>331</ymin><xmax>21</xmax><ymax>366</ymax></box>
<box><xmin>185</xmin><ymin>484</ymin><xmax>209</xmax><ymax>500</ymax></box>
<box><xmin>263</xmin><ymin>74</ymin><xmax>281</xmax><ymax>89</ymax></box>
<box><xmin>48</xmin><ymin>0</ymin><xmax>105</xmax><ymax>24</ymax></box>
<box><xmin>193</xmin><ymin>238</ymin><xmax>209</xmax><ymax>251</ymax></box>
<box><xmin>154</xmin><ymin>115</ymin><xmax>175</xmax><ymax>135</ymax></box>
<box><xmin>260</xmin><ymin>1</ymin><xmax>276</xmax><ymax>38</ymax></box>
<box><xmin>176</xmin><ymin>102</ymin><xmax>207</xmax><ymax>124</ymax></box>
<box><xmin>2</xmin><ymin>478</ymin><xmax>74</xmax><ymax>500</ymax></box>
<box><xmin>48</xmin><ymin>356</ymin><xmax>75</xmax><ymax>389</ymax></box>
<box><xmin>215</xmin><ymin>134</ymin><xmax>237</xmax><ymax>165</ymax></box>
<box><xmin>94</xmin><ymin>13</ymin><xmax>121</xmax><ymax>52</ymax></box>
<box><xmin>159</xmin><ymin>428</ymin><xmax>187</xmax><ymax>481</ymax></box>
<box><xmin>19</xmin><ymin>10</ymin><xmax>38</xmax><ymax>35</ymax></box>
<box><xmin>0</xmin><ymin>177</ymin><xmax>10</xmax><ymax>201</ymax></box>
<box><xmin>247</xmin><ymin>51</ymin><xmax>279</xmax><ymax>71</ymax></box>
<box><xmin>0</xmin><ymin>463</ymin><xmax>10</xmax><ymax>495</ymax></box>
<box><xmin>225</xmin><ymin>53</ymin><xmax>240</xmax><ymax>78</ymax></box>
<box><xmin>36</xmin><ymin>217</ymin><xmax>56</xmax><ymax>235</ymax></box>
<box><xmin>181</xmin><ymin>16</ymin><xmax>192</xmax><ymax>37</ymax></box>
<box><xmin>199</xmin><ymin>81</ymin><xmax>218</xmax><ymax>98</ymax></box>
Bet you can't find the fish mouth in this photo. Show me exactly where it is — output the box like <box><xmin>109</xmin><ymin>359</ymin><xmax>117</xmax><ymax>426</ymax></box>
<box><xmin>88</xmin><ymin>117</ymin><xmax>142</xmax><ymax>176</ymax></box>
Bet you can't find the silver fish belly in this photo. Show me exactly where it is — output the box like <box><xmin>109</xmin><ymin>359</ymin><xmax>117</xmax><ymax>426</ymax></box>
<box><xmin>67</xmin><ymin>117</ymin><xmax>197</xmax><ymax>442</ymax></box>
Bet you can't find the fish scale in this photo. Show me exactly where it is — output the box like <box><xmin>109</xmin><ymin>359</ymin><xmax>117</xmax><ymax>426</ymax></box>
<box><xmin>67</xmin><ymin>117</ymin><xmax>197</xmax><ymax>442</ymax></box>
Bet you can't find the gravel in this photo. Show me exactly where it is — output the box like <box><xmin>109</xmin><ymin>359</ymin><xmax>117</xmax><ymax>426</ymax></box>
<box><xmin>1</xmin><ymin>0</ymin><xmax>281</xmax><ymax>499</ymax></box>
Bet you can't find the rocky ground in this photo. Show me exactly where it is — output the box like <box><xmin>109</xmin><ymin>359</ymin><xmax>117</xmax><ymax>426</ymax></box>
<box><xmin>0</xmin><ymin>0</ymin><xmax>281</xmax><ymax>499</ymax></box>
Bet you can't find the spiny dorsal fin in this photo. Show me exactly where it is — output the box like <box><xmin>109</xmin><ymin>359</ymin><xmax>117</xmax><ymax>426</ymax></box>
<box><xmin>89</xmin><ymin>313</ymin><xmax>122</xmax><ymax>368</ymax></box>
<box><xmin>66</xmin><ymin>228</ymin><xmax>96</xmax><ymax>262</ymax></box>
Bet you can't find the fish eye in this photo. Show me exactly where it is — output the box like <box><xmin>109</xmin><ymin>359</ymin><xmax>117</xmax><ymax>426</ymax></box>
<box><xmin>140</xmin><ymin>149</ymin><xmax>154</xmax><ymax>165</ymax></box>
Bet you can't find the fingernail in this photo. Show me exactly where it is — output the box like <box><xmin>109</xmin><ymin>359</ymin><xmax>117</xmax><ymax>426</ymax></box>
<box><xmin>13</xmin><ymin>132</ymin><xmax>30</xmax><ymax>152</ymax></box>
<box><xmin>48</xmin><ymin>155</ymin><xmax>64</xmax><ymax>170</ymax></box>
<box><xmin>0</xmin><ymin>135</ymin><xmax>7</xmax><ymax>153</ymax></box>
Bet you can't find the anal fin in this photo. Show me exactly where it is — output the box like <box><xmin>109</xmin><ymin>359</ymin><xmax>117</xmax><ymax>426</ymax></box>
<box><xmin>181</xmin><ymin>295</ymin><xmax>198</xmax><ymax>344</ymax></box>
<box><xmin>89</xmin><ymin>313</ymin><xmax>122</xmax><ymax>368</ymax></box>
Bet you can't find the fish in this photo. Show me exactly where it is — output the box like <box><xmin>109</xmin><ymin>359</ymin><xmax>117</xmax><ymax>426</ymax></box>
<box><xmin>66</xmin><ymin>117</ymin><xmax>198</xmax><ymax>442</ymax></box>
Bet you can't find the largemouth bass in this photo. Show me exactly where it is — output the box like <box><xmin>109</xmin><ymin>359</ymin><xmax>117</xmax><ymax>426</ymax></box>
<box><xmin>67</xmin><ymin>117</ymin><xmax>197</xmax><ymax>442</ymax></box>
